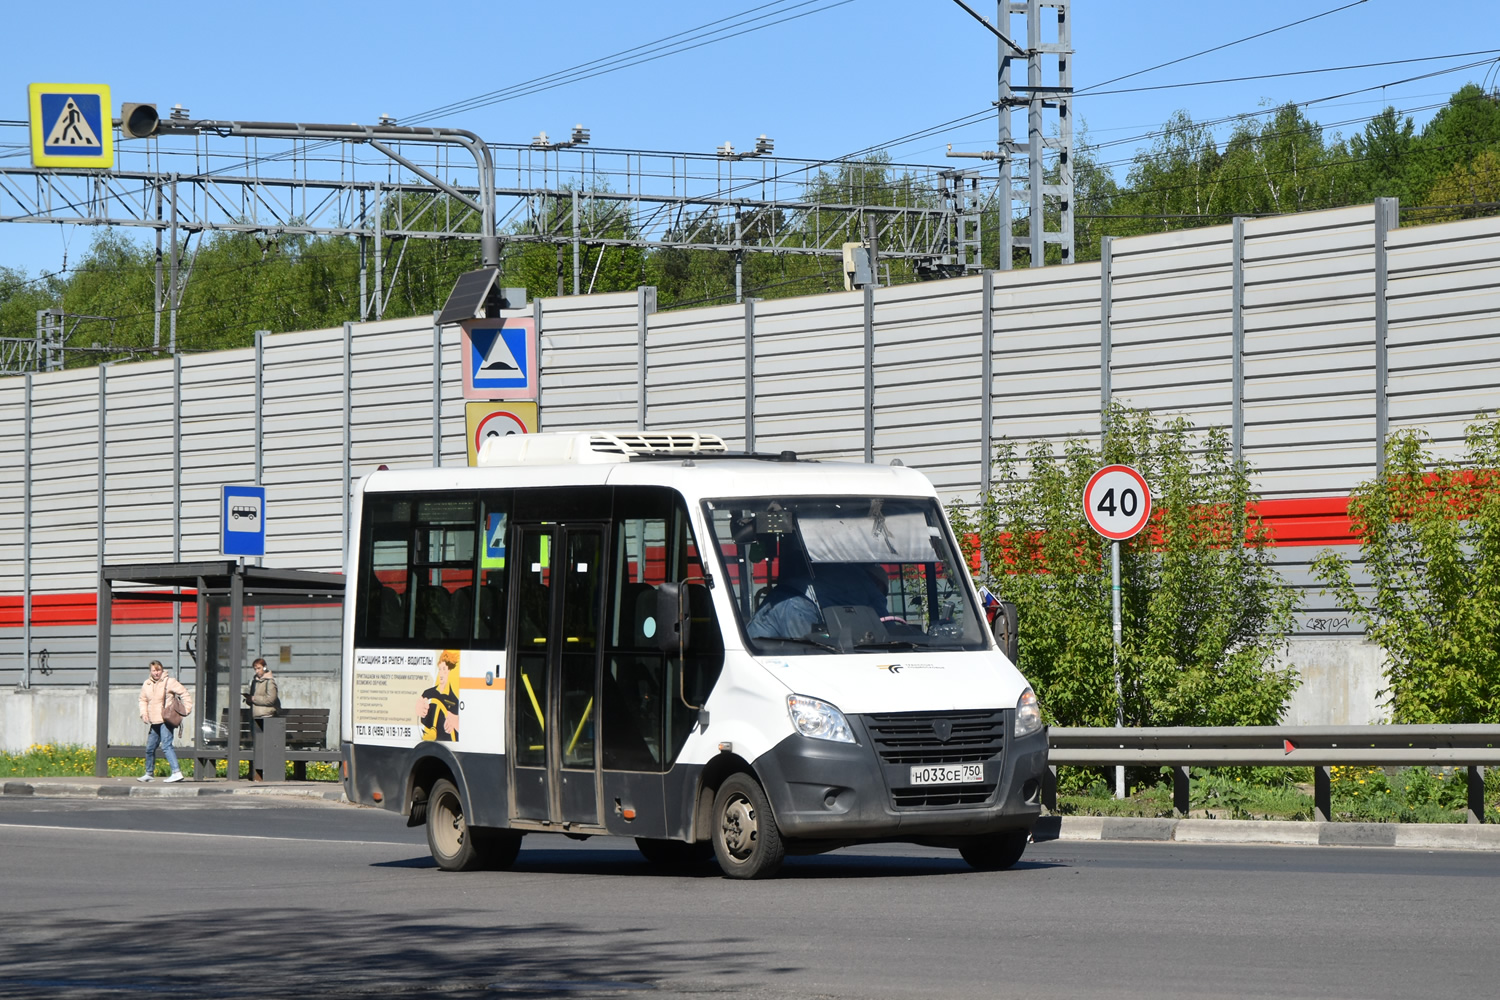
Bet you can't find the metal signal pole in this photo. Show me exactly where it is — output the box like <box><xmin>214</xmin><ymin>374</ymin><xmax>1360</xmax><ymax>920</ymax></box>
<box><xmin>153</xmin><ymin>118</ymin><xmax>500</xmax><ymax>268</ymax></box>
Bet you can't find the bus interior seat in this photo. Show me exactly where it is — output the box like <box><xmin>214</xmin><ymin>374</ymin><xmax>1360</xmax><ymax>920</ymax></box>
<box><xmin>451</xmin><ymin>584</ymin><xmax>476</xmax><ymax>637</ymax></box>
<box><xmin>372</xmin><ymin>583</ymin><xmax>406</xmax><ymax>638</ymax></box>
<box><xmin>416</xmin><ymin>584</ymin><xmax>454</xmax><ymax>639</ymax></box>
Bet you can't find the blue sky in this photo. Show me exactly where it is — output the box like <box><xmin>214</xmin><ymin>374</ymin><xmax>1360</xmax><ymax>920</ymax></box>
<box><xmin>2</xmin><ymin>0</ymin><xmax>1496</xmax><ymax>276</ymax></box>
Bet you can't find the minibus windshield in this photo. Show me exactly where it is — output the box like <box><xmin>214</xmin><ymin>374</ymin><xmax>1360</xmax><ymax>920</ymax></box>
<box><xmin>704</xmin><ymin>496</ymin><xmax>987</xmax><ymax>655</ymax></box>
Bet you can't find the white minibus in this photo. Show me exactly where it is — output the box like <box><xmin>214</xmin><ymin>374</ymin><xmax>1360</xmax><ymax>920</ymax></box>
<box><xmin>340</xmin><ymin>432</ymin><xmax>1047</xmax><ymax>878</ymax></box>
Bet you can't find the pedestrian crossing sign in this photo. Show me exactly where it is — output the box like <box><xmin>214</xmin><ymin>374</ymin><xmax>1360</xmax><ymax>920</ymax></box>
<box><xmin>29</xmin><ymin>83</ymin><xmax>113</xmax><ymax>169</ymax></box>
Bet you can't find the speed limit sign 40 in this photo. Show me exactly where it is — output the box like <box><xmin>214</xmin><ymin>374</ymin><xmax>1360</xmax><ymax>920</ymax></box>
<box><xmin>1083</xmin><ymin>464</ymin><xmax>1153</xmax><ymax>540</ymax></box>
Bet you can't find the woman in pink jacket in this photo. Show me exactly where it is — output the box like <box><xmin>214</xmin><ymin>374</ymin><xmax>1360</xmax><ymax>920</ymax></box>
<box><xmin>137</xmin><ymin>660</ymin><xmax>191</xmax><ymax>783</ymax></box>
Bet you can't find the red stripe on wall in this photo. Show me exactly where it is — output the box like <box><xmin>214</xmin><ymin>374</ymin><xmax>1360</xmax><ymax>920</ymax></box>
<box><xmin>111</xmin><ymin>595</ymin><xmax>202</xmax><ymax>626</ymax></box>
<box><xmin>25</xmin><ymin>594</ymin><xmax>100</xmax><ymax>628</ymax></box>
<box><xmin>961</xmin><ymin>494</ymin><xmax>1359</xmax><ymax>569</ymax></box>
<box><xmin>1250</xmin><ymin>496</ymin><xmax>1356</xmax><ymax>547</ymax></box>
<box><xmin>0</xmin><ymin>593</ymin><xmax>204</xmax><ymax>629</ymax></box>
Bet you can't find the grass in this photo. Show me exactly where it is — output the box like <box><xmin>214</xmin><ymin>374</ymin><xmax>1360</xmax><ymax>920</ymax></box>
<box><xmin>1053</xmin><ymin>765</ymin><xmax>1500</xmax><ymax>824</ymax></box>
<box><xmin>1</xmin><ymin>743</ymin><xmax>340</xmax><ymax>782</ymax></box>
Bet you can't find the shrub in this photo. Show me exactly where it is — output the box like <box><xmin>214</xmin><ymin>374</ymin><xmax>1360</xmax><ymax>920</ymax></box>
<box><xmin>1313</xmin><ymin>414</ymin><xmax>1500</xmax><ymax>723</ymax></box>
<box><xmin>952</xmin><ymin>405</ymin><xmax>1301</xmax><ymax>729</ymax></box>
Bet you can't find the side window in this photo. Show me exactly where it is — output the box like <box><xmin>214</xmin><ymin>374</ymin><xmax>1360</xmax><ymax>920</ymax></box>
<box><xmin>471</xmin><ymin>499</ymin><xmax>509</xmax><ymax>647</ymax></box>
<box><xmin>355</xmin><ymin>492</ymin><xmax>509</xmax><ymax>649</ymax></box>
<box><xmin>602</xmin><ymin>488</ymin><xmax>722</xmax><ymax>772</ymax></box>
<box><xmin>360</xmin><ymin>497</ymin><xmax>413</xmax><ymax>643</ymax></box>
<box><xmin>603</xmin><ymin>511</ymin><xmax>670</xmax><ymax>771</ymax></box>
<box><xmin>410</xmin><ymin>500</ymin><xmax>476</xmax><ymax>642</ymax></box>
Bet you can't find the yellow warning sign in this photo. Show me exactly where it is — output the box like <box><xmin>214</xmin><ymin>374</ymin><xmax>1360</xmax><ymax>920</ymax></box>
<box><xmin>29</xmin><ymin>83</ymin><xmax>113</xmax><ymax>169</ymax></box>
<box><xmin>466</xmin><ymin>401</ymin><xmax>538</xmax><ymax>466</ymax></box>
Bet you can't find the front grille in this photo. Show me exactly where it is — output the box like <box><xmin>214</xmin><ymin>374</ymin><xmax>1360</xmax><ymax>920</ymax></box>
<box><xmin>890</xmin><ymin>784</ymin><xmax>997</xmax><ymax>808</ymax></box>
<box><xmin>863</xmin><ymin>710</ymin><xmax>1007</xmax><ymax>765</ymax></box>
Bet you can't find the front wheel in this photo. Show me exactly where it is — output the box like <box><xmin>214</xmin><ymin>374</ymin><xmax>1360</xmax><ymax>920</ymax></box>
<box><xmin>712</xmin><ymin>773</ymin><xmax>785</xmax><ymax>879</ymax></box>
<box><xmin>959</xmin><ymin>828</ymin><xmax>1029</xmax><ymax>871</ymax></box>
<box><xmin>426</xmin><ymin>778</ymin><xmax>480</xmax><ymax>871</ymax></box>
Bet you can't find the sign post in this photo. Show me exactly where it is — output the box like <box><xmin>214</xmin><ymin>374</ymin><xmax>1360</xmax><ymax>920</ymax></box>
<box><xmin>1082</xmin><ymin>464</ymin><xmax>1152</xmax><ymax>800</ymax></box>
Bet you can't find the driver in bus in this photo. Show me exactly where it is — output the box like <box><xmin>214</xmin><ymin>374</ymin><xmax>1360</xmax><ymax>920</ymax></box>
<box><xmin>745</xmin><ymin>542</ymin><xmax>820</xmax><ymax>640</ymax></box>
<box><xmin>747</xmin><ymin>557</ymin><xmax>898</xmax><ymax>640</ymax></box>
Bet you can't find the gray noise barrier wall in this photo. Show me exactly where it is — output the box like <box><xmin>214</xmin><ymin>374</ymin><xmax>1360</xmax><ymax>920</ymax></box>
<box><xmin>2</xmin><ymin>202</ymin><xmax>1499</xmax><ymax>690</ymax></box>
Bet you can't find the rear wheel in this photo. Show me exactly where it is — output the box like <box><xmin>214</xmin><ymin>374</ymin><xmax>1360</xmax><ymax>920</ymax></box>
<box><xmin>959</xmin><ymin>828</ymin><xmax>1029</xmax><ymax>871</ymax></box>
<box><xmin>712</xmin><ymin>773</ymin><xmax>785</xmax><ymax>880</ymax></box>
<box><xmin>635</xmin><ymin>837</ymin><xmax>714</xmax><ymax>869</ymax></box>
<box><xmin>426</xmin><ymin>778</ymin><xmax>480</xmax><ymax>871</ymax></box>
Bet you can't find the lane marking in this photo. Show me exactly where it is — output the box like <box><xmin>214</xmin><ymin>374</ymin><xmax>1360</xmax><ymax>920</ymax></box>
<box><xmin>0</xmin><ymin>821</ymin><xmax>414</xmax><ymax>847</ymax></box>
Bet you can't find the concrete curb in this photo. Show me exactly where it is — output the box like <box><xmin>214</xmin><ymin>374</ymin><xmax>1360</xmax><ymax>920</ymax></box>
<box><xmin>1031</xmin><ymin>815</ymin><xmax>1500</xmax><ymax>851</ymax></box>
<box><xmin>1</xmin><ymin>778</ymin><xmax>345</xmax><ymax>802</ymax></box>
<box><xmin>4</xmin><ymin>782</ymin><xmax>1494</xmax><ymax>850</ymax></box>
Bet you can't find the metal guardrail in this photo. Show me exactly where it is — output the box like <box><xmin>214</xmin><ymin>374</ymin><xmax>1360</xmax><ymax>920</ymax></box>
<box><xmin>1045</xmin><ymin>726</ymin><xmax>1500</xmax><ymax>824</ymax></box>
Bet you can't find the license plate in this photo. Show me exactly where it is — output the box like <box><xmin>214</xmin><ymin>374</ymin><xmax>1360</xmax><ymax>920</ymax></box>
<box><xmin>908</xmin><ymin>763</ymin><xmax>984</xmax><ymax>785</ymax></box>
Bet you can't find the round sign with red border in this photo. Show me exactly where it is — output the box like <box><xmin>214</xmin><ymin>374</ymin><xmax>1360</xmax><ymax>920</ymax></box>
<box><xmin>1083</xmin><ymin>464</ymin><xmax>1152</xmax><ymax>540</ymax></box>
<box><xmin>473</xmin><ymin>408</ymin><xmax>529</xmax><ymax>455</ymax></box>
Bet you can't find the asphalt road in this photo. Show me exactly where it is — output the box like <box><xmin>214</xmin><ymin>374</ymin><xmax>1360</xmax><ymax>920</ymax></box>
<box><xmin>1</xmin><ymin>797</ymin><xmax>1496</xmax><ymax>999</ymax></box>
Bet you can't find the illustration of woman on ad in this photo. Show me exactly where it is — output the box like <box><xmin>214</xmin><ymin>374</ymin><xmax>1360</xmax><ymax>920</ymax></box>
<box><xmin>417</xmin><ymin>650</ymin><xmax>460</xmax><ymax>742</ymax></box>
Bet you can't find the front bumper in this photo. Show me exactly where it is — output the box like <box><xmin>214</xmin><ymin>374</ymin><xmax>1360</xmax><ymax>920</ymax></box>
<box><xmin>752</xmin><ymin>713</ymin><xmax>1048</xmax><ymax>841</ymax></box>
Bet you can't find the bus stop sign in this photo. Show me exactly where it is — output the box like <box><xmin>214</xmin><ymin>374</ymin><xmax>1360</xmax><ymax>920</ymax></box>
<box><xmin>221</xmin><ymin>485</ymin><xmax>267</xmax><ymax>557</ymax></box>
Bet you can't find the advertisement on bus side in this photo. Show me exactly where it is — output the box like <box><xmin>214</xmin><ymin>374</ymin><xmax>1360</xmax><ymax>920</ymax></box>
<box><xmin>352</xmin><ymin>647</ymin><xmax>506</xmax><ymax>752</ymax></box>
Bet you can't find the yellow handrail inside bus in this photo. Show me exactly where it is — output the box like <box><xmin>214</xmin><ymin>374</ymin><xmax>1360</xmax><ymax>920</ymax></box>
<box><xmin>522</xmin><ymin>671</ymin><xmax>545</xmax><ymax>731</ymax></box>
<box><xmin>566</xmin><ymin>697</ymin><xmax>594</xmax><ymax>758</ymax></box>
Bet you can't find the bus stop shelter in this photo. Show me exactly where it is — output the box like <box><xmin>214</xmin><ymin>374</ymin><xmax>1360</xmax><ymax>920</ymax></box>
<box><xmin>94</xmin><ymin>561</ymin><xmax>345</xmax><ymax>781</ymax></box>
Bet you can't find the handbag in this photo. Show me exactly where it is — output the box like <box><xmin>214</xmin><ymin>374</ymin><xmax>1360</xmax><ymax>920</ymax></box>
<box><xmin>162</xmin><ymin>684</ymin><xmax>190</xmax><ymax>728</ymax></box>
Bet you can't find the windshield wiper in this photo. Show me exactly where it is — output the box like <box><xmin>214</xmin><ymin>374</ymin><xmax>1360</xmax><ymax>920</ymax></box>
<box><xmin>758</xmin><ymin>635</ymin><xmax>841</xmax><ymax>653</ymax></box>
<box><xmin>854</xmin><ymin>639</ymin><xmax>927</xmax><ymax>650</ymax></box>
<box><xmin>855</xmin><ymin>639</ymin><xmax>970</xmax><ymax>651</ymax></box>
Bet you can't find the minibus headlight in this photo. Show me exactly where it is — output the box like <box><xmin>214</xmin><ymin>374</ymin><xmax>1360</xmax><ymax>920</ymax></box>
<box><xmin>787</xmin><ymin>694</ymin><xmax>856</xmax><ymax>744</ymax></box>
<box><xmin>1014</xmin><ymin>687</ymin><xmax>1043</xmax><ymax>738</ymax></box>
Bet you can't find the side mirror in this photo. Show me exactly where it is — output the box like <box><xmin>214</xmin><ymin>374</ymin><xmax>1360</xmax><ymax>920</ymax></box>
<box><xmin>992</xmin><ymin>601</ymin><xmax>1019</xmax><ymax>664</ymax></box>
<box><xmin>656</xmin><ymin>582</ymin><xmax>690</xmax><ymax>654</ymax></box>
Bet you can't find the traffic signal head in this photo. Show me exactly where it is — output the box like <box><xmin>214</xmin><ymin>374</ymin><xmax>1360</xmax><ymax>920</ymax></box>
<box><xmin>120</xmin><ymin>103</ymin><xmax>159</xmax><ymax>139</ymax></box>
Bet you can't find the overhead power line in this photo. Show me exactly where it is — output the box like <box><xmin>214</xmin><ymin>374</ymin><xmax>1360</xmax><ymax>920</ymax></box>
<box><xmin>1074</xmin><ymin>0</ymin><xmax>1371</xmax><ymax>96</ymax></box>
<box><xmin>195</xmin><ymin>0</ymin><xmax>854</xmax><ymax>178</ymax></box>
<box><xmin>407</xmin><ymin>0</ymin><xmax>854</xmax><ymax>124</ymax></box>
<box><xmin>1080</xmin><ymin>50</ymin><xmax>1500</xmax><ymax>99</ymax></box>
<box><xmin>849</xmin><ymin>52</ymin><xmax>1497</xmax><ymax>171</ymax></box>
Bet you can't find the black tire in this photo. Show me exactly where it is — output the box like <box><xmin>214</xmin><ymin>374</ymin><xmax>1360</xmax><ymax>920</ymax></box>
<box><xmin>635</xmin><ymin>837</ymin><xmax>714</xmax><ymax>869</ymax></box>
<box><xmin>426</xmin><ymin>778</ymin><xmax>481</xmax><ymax>872</ymax></box>
<box><xmin>959</xmin><ymin>828</ymin><xmax>1029</xmax><ymax>871</ymax></box>
<box><xmin>711</xmin><ymin>773</ymin><xmax>785</xmax><ymax>879</ymax></box>
<box><xmin>474</xmin><ymin>828</ymin><xmax>525</xmax><ymax>871</ymax></box>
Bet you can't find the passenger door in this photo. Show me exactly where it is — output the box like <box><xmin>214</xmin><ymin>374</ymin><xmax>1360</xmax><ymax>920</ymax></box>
<box><xmin>508</xmin><ymin>523</ymin><xmax>605</xmax><ymax>828</ymax></box>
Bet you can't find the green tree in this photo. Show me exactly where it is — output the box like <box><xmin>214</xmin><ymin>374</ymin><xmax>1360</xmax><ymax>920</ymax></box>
<box><xmin>1313</xmin><ymin>415</ymin><xmax>1500</xmax><ymax>724</ymax></box>
<box><xmin>0</xmin><ymin>265</ymin><xmax>62</xmax><ymax>344</ymax></box>
<box><xmin>950</xmin><ymin>407</ymin><xmax>1300</xmax><ymax>729</ymax></box>
<box><xmin>1349</xmin><ymin>106</ymin><xmax>1419</xmax><ymax>203</ymax></box>
<box><xmin>1120</xmin><ymin>110</ymin><xmax>1226</xmax><ymax>225</ymax></box>
<box><xmin>1412</xmin><ymin>83</ymin><xmax>1500</xmax><ymax>193</ymax></box>
<box><xmin>1421</xmin><ymin>148</ymin><xmax>1500</xmax><ymax>220</ymax></box>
